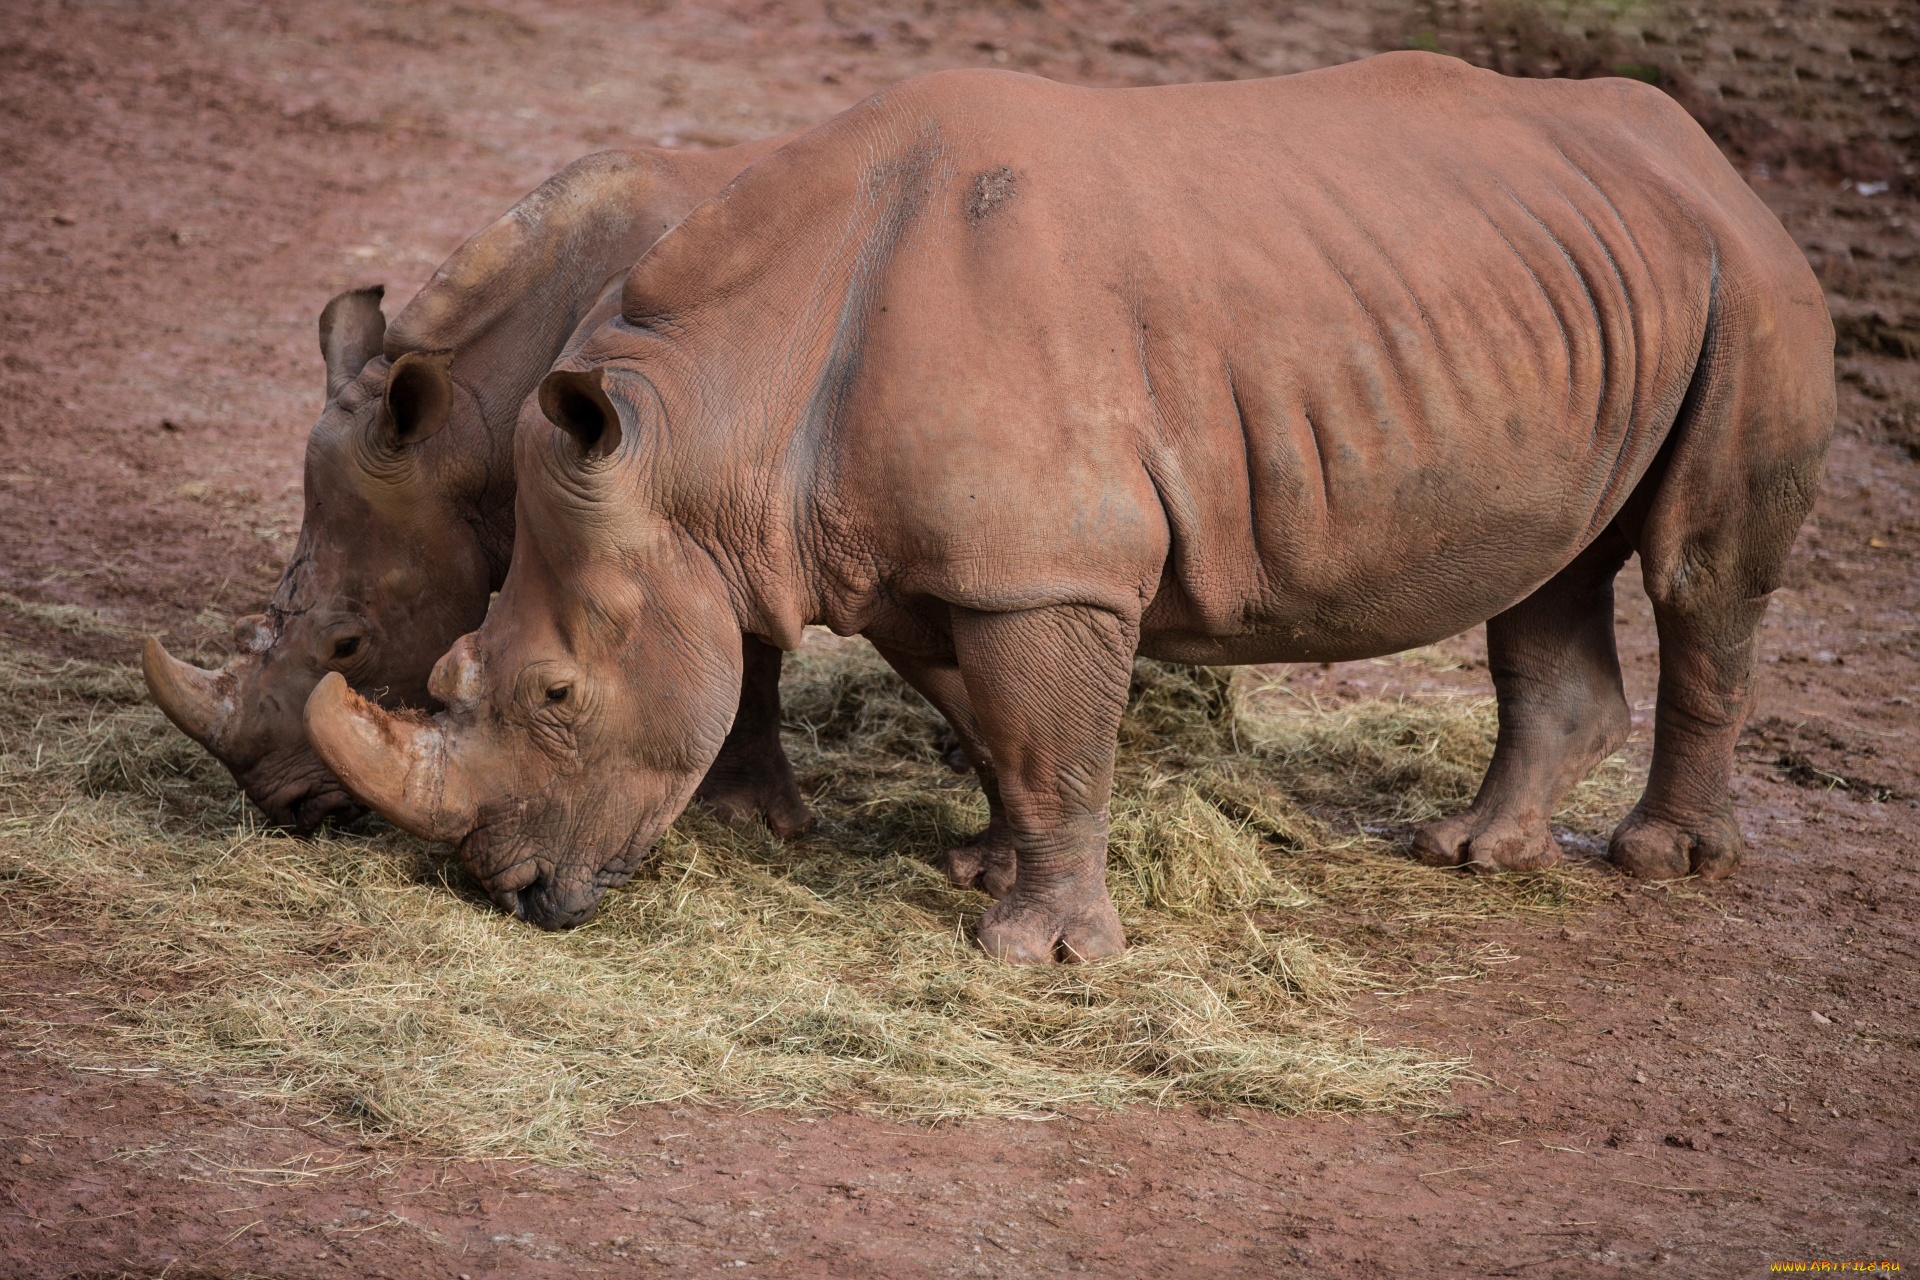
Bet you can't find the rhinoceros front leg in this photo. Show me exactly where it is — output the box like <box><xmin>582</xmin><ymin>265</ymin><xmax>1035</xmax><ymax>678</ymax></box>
<box><xmin>872</xmin><ymin>644</ymin><xmax>1018</xmax><ymax>900</ymax></box>
<box><xmin>1413</xmin><ymin>527</ymin><xmax>1633</xmax><ymax>872</ymax></box>
<box><xmin>692</xmin><ymin>634</ymin><xmax>816</xmax><ymax>838</ymax></box>
<box><xmin>948</xmin><ymin>604</ymin><xmax>1133</xmax><ymax>964</ymax></box>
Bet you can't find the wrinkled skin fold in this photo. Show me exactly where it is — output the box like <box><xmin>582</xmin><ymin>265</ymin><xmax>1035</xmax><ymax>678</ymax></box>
<box><xmin>309</xmin><ymin>56</ymin><xmax>1834</xmax><ymax>956</ymax></box>
<box><xmin>144</xmin><ymin>140</ymin><xmax>816</xmax><ymax>837</ymax></box>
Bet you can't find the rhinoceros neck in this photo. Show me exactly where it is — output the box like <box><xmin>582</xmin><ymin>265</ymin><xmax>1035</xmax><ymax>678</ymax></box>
<box><xmin>618</xmin><ymin>113</ymin><xmax>968</xmax><ymax>644</ymax></box>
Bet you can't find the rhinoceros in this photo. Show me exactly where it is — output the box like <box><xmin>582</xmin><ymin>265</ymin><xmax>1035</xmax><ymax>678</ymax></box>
<box><xmin>303</xmin><ymin>54</ymin><xmax>1834</xmax><ymax>961</ymax></box>
<box><xmin>143</xmin><ymin>139</ymin><xmax>815</xmax><ymax>837</ymax></box>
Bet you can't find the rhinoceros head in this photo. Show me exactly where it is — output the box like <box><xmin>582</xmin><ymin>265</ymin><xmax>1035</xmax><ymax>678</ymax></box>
<box><xmin>140</xmin><ymin>141</ymin><xmax>778</xmax><ymax>831</ymax></box>
<box><xmin>145</xmin><ymin>285</ymin><xmax>499</xmax><ymax>831</ymax></box>
<box><xmin>302</xmin><ymin>358</ymin><xmax>745</xmax><ymax>925</ymax></box>
<box><xmin>298</xmin><ymin>124</ymin><xmax>844</xmax><ymax>921</ymax></box>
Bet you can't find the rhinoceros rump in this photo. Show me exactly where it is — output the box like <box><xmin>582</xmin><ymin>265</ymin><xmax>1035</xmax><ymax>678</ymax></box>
<box><xmin>307</xmin><ymin>55</ymin><xmax>1834</xmax><ymax>959</ymax></box>
<box><xmin>145</xmin><ymin>140</ymin><xmax>816</xmax><ymax>837</ymax></box>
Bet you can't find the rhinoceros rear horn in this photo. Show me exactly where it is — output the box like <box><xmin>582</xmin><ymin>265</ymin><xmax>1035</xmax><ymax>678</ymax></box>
<box><xmin>539</xmin><ymin>367</ymin><xmax>622</xmax><ymax>459</ymax></box>
<box><xmin>319</xmin><ymin>285</ymin><xmax>387</xmax><ymax>400</ymax></box>
<box><xmin>382</xmin><ymin>349</ymin><xmax>455</xmax><ymax>448</ymax></box>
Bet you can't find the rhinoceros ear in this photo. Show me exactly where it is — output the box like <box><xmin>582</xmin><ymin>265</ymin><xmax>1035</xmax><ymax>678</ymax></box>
<box><xmin>381</xmin><ymin>350</ymin><xmax>455</xmax><ymax>449</ymax></box>
<box><xmin>539</xmin><ymin>367</ymin><xmax>623</xmax><ymax>459</ymax></box>
<box><xmin>319</xmin><ymin>285</ymin><xmax>387</xmax><ymax>401</ymax></box>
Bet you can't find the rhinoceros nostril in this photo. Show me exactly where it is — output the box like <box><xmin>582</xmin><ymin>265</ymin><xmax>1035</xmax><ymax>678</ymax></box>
<box><xmin>482</xmin><ymin>877</ymin><xmax>528</xmax><ymax>921</ymax></box>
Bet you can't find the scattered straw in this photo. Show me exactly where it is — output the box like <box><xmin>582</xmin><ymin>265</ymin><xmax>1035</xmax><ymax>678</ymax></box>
<box><xmin>0</xmin><ymin>634</ymin><xmax>1638</xmax><ymax>1162</ymax></box>
<box><xmin>0</xmin><ymin>590</ymin><xmax>136</xmax><ymax>639</ymax></box>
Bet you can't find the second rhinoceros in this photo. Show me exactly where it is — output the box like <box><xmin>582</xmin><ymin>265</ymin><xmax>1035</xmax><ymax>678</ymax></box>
<box><xmin>305</xmin><ymin>56</ymin><xmax>1833</xmax><ymax>960</ymax></box>
<box><xmin>143</xmin><ymin>139</ymin><xmax>814</xmax><ymax>837</ymax></box>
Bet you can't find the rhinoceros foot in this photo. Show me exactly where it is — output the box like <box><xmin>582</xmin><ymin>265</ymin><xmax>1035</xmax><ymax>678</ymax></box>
<box><xmin>941</xmin><ymin>828</ymin><xmax>1017</xmax><ymax>900</ymax></box>
<box><xmin>1412</xmin><ymin>811</ymin><xmax>1562</xmax><ymax>873</ymax></box>
<box><xmin>976</xmin><ymin>884</ymin><xmax>1124</xmax><ymax>965</ymax></box>
<box><xmin>1609</xmin><ymin>806</ymin><xmax>1742</xmax><ymax>881</ymax></box>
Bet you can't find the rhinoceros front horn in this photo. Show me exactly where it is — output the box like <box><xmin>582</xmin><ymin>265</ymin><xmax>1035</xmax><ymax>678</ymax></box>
<box><xmin>142</xmin><ymin>636</ymin><xmax>237</xmax><ymax>752</ymax></box>
<box><xmin>303</xmin><ymin>672</ymin><xmax>477</xmax><ymax>843</ymax></box>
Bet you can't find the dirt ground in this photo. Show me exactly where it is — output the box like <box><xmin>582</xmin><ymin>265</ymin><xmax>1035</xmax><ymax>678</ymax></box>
<box><xmin>1</xmin><ymin>0</ymin><xmax>1916</xmax><ymax>1275</ymax></box>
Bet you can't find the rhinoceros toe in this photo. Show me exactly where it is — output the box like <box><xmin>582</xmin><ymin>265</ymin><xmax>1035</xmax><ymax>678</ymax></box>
<box><xmin>1412</xmin><ymin>811</ymin><xmax>1561</xmax><ymax>873</ymax></box>
<box><xmin>976</xmin><ymin>889</ymin><xmax>1124</xmax><ymax>965</ymax></box>
<box><xmin>1610</xmin><ymin>807</ymin><xmax>1743</xmax><ymax>881</ymax></box>
<box><xmin>941</xmin><ymin>830</ymin><xmax>1018</xmax><ymax>900</ymax></box>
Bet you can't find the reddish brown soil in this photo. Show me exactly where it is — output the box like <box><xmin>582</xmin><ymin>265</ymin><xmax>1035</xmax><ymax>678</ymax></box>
<box><xmin>2</xmin><ymin>1</ymin><xmax>1916</xmax><ymax>1276</ymax></box>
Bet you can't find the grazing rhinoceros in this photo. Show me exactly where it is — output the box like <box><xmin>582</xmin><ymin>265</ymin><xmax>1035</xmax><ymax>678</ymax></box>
<box><xmin>304</xmin><ymin>54</ymin><xmax>1833</xmax><ymax>961</ymax></box>
<box><xmin>143</xmin><ymin>138</ymin><xmax>816</xmax><ymax>837</ymax></box>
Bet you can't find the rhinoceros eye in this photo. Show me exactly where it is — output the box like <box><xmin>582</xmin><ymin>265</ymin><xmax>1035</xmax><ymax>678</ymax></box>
<box><xmin>545</xmin><ymin>684</ymin><xmax>570</xmax><ymax>704</ymax></box>
<box><xmin>332</xmin><ymin>636</ymin><xmax>362</xmax><ymax>660</ymax></box>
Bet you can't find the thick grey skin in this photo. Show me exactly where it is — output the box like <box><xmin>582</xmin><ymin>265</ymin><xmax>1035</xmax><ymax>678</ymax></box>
<box><xmin>309</xmin><ymin>55</ymin><xmax>1833</xmax><ymax>957</ymax></box>
<box><xmin>144</xmin><ymin>140</ymin><xmax>813</xmax><ymax>837</ymax></box>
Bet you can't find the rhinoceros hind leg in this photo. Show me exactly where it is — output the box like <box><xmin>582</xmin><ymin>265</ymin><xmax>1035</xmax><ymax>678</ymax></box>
<box><xmin>948</xmin><ymin>603</ymin><xmax>1135</xmax><ymax>964</ymax></box>
<box><xmin>1604</xmin><ymin>291</ymin><xmax>1829</xmax><ymax>882</ymax></box>
<box><xmin>1413</xmin><ymin>527</ymin><xmax>1633</xmax><ymax>872</ymax></box>
<box><xmin>1605</xmin><ymin>595</ymin><xmax>1759</xmax><ymax>883</ymax></box>
<box><xmin>1605</xmin><ymin>569</ymin><xmax>1773</xmax><ymax>882</ymax></box>
<box><xmin>693</xmin><ymin>635</ymin><xmax>816</xmax><ymax>838</ymax></box>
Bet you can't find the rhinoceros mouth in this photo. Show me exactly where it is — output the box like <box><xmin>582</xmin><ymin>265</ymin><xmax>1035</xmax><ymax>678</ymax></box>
<box><xmin>453</xmin><ymin>822</ymin><xmax>538</xmax><ymax>921</ymax></box>
<box><xmin>247</xmin><ymin>762</ymin><xmax>365</xmax><ymax>834</ymax></box>
<box><xmin>452</xmin><ymin>821</ymin><xmax>620</xmax><ymax>931</ymax></box>
<box><xmin>287</xmin><ymin>787</ymin><xmax>365</xmax><ymax>834</ymax></box>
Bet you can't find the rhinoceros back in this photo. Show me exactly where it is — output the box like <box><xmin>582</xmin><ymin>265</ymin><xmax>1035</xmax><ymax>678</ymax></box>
<box><xmin>613</xmin><ymin>58</ymin><xmax>1827</xmax><ymax>660</ymax></box>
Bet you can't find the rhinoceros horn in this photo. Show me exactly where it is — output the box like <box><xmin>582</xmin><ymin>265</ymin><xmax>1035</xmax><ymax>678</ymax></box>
<box><xmin>303</xmin><ymin>672</ymin><xmax>477</xmax><ymax>843</ymax></box>
<box><xmin>142</xmin><ymin>636</ymin><xmax>237</xmax><ymax>752</ymax></box>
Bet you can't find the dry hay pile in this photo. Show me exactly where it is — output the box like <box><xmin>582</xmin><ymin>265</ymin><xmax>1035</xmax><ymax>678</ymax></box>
<box><xmin>0</xmin><ymin>635</ymin><xmax>1638</xmax><ymax>1162</ymax></box>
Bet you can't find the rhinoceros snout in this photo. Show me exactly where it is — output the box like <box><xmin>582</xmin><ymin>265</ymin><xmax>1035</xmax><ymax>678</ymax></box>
<box><xmin>515</xmin><ymin>882</ymin><xmax>604</xmax><ymax>930</ymax></box>
<box><xmin>286</xmin><ymin>786</ymin><xmax>364</xmax><ymax>834</ymax></box>
<box><xmin>251</xmin><ymin>767</ymin><xmax>364</xmax><ymax>834</ymax></box>
<box><xmin>484</xmin><ymin>862</ymin><xmax>605</xmax><ymax>930</ymax></box>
